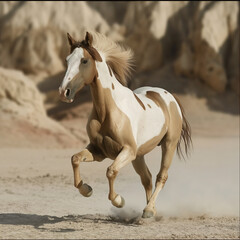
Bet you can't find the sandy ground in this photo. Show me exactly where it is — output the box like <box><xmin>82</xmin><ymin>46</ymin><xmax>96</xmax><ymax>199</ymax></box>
<box><xmin>0</xmin><ymin>134</ymin><xmax>239</xmax><ymax>239</ymax></box>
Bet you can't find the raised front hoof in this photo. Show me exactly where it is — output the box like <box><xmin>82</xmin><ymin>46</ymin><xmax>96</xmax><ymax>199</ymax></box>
<box><xmin>78</xmin><ymin>183</ymin><xmax>93</xmax><ymax>197</ymax></box>
<box><xmin>111</xmin><ymin>195</ymin><xmax>125</xmax><ymax>208</ymax></box>
<box><xmin>142</xmin><ymin>209</ymin><xmax>156</xmax><ymax>218</ymax></box>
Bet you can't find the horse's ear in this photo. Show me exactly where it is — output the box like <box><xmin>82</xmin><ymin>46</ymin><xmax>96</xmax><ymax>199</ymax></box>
<box><xmin>85</xmin><ymin>32</ymin><xmax>93</xmax><ymax>46</ymax></box>
<box><xmin>67</xmin><ymin>33</ymin><xmax>76</xmax><ymax>46</ymax></box>
<box><xmin>89</xmin><ymin>47</ymin><xmax>102</xmax><ymax>62</ymax></box>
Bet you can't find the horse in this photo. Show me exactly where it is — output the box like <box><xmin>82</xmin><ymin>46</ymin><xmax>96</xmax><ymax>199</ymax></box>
<box><xmin>59</xmin><ymin>31</ymin><xmax>192</xmax><ymax>218</ymax></box>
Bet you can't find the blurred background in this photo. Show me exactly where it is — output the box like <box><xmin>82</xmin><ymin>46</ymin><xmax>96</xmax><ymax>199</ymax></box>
<box><xmin>0</xmin><ymin>1</ymin><xmax>239</xmax><ymax>148</ymax></box>
<box><xmin>0</xmin><ymin>3</ymin><xmax>239</xmax><ymax>237</ymax></box>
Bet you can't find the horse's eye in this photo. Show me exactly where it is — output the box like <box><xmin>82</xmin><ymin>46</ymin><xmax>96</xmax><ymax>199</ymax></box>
<box><xmin>82</xmin><ymin>59</ymin><xmax>88</xmax><ymax>64</ymax></box>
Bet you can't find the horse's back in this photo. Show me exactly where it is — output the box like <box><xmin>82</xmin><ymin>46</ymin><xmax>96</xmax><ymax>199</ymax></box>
<box><xmin>134</xmin><ymin>87</ymin><xmax>181</xmax><ymax>113</ymax></box>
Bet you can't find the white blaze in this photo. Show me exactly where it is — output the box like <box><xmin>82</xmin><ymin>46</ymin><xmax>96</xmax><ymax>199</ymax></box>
<box><xmin>61</xmin><ymin>48</ymin><xmax>84</xmax><ymax>90</ymax></box>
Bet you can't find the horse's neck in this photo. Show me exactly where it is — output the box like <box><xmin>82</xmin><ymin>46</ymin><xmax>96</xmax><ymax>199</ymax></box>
<box><xmin>90</xmin><ymin>61</ymin><xmax>128</xmax><ymax>123</ymax></box>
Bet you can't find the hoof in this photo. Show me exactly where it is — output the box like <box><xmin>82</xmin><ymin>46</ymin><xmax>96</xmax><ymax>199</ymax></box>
<box><xmin>78</xmin><ymin>183</ymin><xmax>93</xmax><ymax>197</ymax></box>
<box><xmin>142</xmin><ymin>209</ymin><xmax>156</xmax><ymax>218</ymax></box>
<box><xmin>112</xmin><ymin>194</ymin><xmax>125</xmax><ymax>208</ymax></box>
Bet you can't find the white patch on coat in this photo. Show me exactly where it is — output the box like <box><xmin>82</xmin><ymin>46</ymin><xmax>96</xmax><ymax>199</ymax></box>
<box><xmin>61</xmin><ymin>48</ymin><xmax>84</xmax><ymax>90</ymax></box>
<box><xmin>95</xmin><ymin>60</ymin><xmax>169</xmax><ymax>148</ymax></box>
<box><xmin>134</xmin><ymin>87</ymin><xmax>182</xmax><ymax>118</ymax></box>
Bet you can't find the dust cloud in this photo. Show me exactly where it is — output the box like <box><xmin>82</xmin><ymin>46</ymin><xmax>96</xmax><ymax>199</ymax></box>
<box><xmin>108</xmin><ymin>136</ymin><xmax>239</xmax><ymax>218</ymax></box>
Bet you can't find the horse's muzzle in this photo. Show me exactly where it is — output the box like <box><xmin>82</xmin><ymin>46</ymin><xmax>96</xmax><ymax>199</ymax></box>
<box><xmin>59</xmin><ymin>87</ymin><xmax>73</xmax><ymax>103</ymax></box>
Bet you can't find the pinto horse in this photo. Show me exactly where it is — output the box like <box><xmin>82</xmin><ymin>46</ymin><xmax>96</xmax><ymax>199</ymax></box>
<box><xmin>59</xmin><ymin>32</ymin><xmax>192</xmax><ymax>218</ymax></box>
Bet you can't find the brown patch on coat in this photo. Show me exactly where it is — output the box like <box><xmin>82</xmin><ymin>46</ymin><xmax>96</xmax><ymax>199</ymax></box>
<box><xmin>137</xmin><ymin>91</ymin><xmax>170</xmax><ymax>156</ymax></box>
<box><xmin>173</xmin><ymin>95</ymin><xmax>192</xmax><ymax>159</ymax></box>
<box><xmin>89</xmin><ymin>77</ymin><xmax>106</xmax><ymax>123</ymax></box>
<box><xmin>147</xmin><ymin>104</ymin><xmax>151</xmax><ymax>108</ymax></box>
<box><xmin>133</xmin><ymin>93</ymin><xmax>146</xmax><ymax>110</ymax></box>
<box><xmin>146</xmin><ymin>91</ymin><xmax>170</xmax><ymax>146</ymax></box>
<box><xmin>112</xmin><ymin>83</ymin><xmax>115</xmax><ymax>90</ymax></box>
<box><xmin>146</xmin><ymin>91</ymin><xmax>168</xmax><ymax>111</ymax></box>
<box><xmin>87</xmin><ymin>78</ymin><xmax>137</xmax><ymax>160</ymax></box>
<box><xmin>164</xmin><ymin>91</ymin><xmax>168</xmax><ymax>94</ymax></box>
<box><xmin>167</xmin><ymin>102</ymin><xmax>182</xmax><ymax>142</ymax></box>
<box><xmin>81</xmin><ymin>49</ymin><xmax>98</xmax><ymax>85</ymax></box>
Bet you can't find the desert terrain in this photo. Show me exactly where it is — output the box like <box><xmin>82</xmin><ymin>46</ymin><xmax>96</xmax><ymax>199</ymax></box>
<box><xmin>0</xmin><ymin>127</ymin><xmax>239</xmax><ymax>239</ymax></box>
<box><xmin>0</xmin><ymin>1</ymin><xmax>239</xmax><ymax>239</ymax></box>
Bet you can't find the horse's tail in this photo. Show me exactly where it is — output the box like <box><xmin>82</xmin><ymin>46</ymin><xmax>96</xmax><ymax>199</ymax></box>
<box><xmin>174</xmin><ymin>96</ymin><xmax>192</xmax><ymax>159</ymax></box>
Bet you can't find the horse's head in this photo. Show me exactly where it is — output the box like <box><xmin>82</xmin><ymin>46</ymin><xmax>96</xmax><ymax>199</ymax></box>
<box><xmin>59</xmin><ymin>32</ymin><xmax>102</xmax><ymax>103</ymax></box>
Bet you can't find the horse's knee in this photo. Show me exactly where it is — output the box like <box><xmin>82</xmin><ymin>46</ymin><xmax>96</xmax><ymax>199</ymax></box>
<box><xmin>106</xmin><ymin>166</ymin><xmax>117</xmax><ymax>179</ymax></box>
<box><xmin>71</xmin><ymin>150</ymin><xmax>89</xmax><ymax>167</ymax></box>
<box><xmin>71</xmin><ymin>154</ymin><xmax>80</xmax><ymax>167</ymax></box>
<box><xmin>156</xmin><ymin>172</ymin><xmax>168</xmax><ymax>186</ymax></box>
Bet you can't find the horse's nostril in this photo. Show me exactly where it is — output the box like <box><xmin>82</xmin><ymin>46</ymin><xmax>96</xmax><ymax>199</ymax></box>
<box><xmin>65</xmin><ymin>89</ymin><xmax>71</xmax><ymax>97</ymax></box>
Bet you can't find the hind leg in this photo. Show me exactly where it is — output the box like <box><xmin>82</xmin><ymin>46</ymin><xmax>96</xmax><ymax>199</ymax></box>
<box><xmin>132</xmin><ymin>156</ymin><xmax>152</xmax><ymax>204</ymax></box>
<box><xmin>142</xmin><ymin>139</ymin><xmax>178</xmax><ymax>218</ymax></box>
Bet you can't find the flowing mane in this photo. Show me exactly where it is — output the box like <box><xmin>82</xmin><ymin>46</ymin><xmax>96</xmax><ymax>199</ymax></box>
<box><xmin>86</xmin><ymin>32</ymin><xmax>134</xmax><ymax>86</ymax></box>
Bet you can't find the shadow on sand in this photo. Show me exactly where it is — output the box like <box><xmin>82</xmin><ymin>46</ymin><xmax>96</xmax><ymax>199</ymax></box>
<box><xmin>0</xmin><ymin>213</ymin><xmax>142</xmax><ymax>232</ymax></box>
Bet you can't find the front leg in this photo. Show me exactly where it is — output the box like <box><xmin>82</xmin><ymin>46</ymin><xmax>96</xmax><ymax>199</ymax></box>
<box><xmin>71</xmin><ymin>144</ymin><xmax>105</xmax><ymax>197</ymax></box>
<box><xmin>106</xmin><ymin>146</ymin><xmax>136</xmax><ymax>208</ymax></box>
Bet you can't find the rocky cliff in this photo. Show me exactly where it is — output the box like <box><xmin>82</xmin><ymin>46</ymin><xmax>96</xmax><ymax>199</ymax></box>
<box><xmin>0</xmin><ymin>67</ymin><xmax>81</xmax><ymax>148</ymax></box>
<box><xmin>0</xmin><ymin>1</ymin><xmax>238</xmax><ymax>93</ymax></box>
<box><xmin>0</xmin><ymin>1</ymin><xmax>238</xmax><ymax>147</ymax></box>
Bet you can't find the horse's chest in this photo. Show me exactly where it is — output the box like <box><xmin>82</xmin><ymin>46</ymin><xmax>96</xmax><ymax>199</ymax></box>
<box><xmin>87</xmin><ymin>116</ymin><xmax>123</xmax><ymax>159</ymax></box>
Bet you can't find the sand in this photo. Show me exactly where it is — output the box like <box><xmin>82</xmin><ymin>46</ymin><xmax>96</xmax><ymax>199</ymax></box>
<box><xmin>0</xmin><ymin>135</ymin><xmax>239</xmax><ymax>239</ymax></box>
